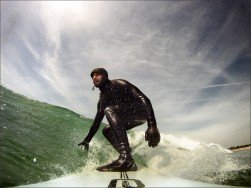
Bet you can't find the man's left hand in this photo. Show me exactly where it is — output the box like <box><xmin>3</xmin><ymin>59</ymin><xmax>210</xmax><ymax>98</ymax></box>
<box><xmin>145</xmin><ymin>126</ymin><xmax>160</xmax><ymax>147</ymax></box>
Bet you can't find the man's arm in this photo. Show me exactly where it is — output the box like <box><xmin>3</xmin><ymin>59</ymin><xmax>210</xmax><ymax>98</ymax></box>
<box><xmin>78</xmin><ymin>100</ymin><xmax>104</xmax><ymax>150</ymax></box>
<box><xmin>84</xmin><ymin>100</ymin><xmax>104</xmax><ymax>143</ymax></box>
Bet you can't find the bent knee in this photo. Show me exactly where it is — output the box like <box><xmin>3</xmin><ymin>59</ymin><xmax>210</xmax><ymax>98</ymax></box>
<box><xmin>102</xmin><ymin>126</ymin><xmax>111</xmax><ymax>136</ymax></box>
<box><xmin>136</xmin><ymin>120</ymin><xmax>147</xmax><ymax>125</ymax></box>
<box><xmin>104</xmin><ymin>106</ymin><xmax>118</xmax><ymax>115</ymax></box>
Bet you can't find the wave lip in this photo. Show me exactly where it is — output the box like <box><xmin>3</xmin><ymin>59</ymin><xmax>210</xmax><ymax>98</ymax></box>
<box><xmin>127</xmin><ymin>131</ymin><xmax>250</xmax><ymax>185</ymax></box>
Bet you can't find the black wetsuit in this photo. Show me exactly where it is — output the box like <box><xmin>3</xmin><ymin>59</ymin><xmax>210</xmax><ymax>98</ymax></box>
<box><xmin>84</xmin><ymin>79</ymin><xmax>157</xmax><ymax>151</ymax></box>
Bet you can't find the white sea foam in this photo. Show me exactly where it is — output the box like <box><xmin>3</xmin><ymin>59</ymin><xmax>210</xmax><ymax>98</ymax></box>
<box><xmin>26</xmin><ymin>132</ymin><xmax>248</xmax><ymax>187</ymax></box>
<box><xmin>74</xmin><ymin>131</ymin><xmax>249</xmax><ymax>185</ymax></box>
<box><xmin>127</xmin><ymin>131</ymin><xmax>249</xmax><ymax>183</ymax></box>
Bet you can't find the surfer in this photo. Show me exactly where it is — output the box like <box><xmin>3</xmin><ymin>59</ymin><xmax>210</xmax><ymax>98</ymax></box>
<box><xmin>78</xmin><ymin>68</ymin><xmax>160</xmax><ymax>172</ymax></box>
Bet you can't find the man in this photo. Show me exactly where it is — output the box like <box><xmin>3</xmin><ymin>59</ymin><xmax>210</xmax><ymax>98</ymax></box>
<box><xmin>78</xmin><ymin>68</ymin><xmax>160</xmax><ymax>172</ymax></box>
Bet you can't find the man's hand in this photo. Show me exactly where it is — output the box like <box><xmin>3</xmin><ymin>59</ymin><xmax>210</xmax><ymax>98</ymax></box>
<box><xmin>78</xmin><ymin>140</ymin><xmax>89</xmax><ymax>151</ymax></box>
<box><xmin>145</xmin><ymin>126</ymin><xmax>160</xmax><ymax>147</ymax></box>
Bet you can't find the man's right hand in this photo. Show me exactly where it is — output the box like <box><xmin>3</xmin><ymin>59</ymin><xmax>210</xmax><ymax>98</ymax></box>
<box><xmin>78</xmin><ymin>140</ymin><xmax>89</xmax><ymax>151</ymax></box>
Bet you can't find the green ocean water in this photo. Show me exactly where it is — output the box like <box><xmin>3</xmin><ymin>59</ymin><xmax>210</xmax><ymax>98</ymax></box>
<box><xmin>0</xmin><ymin>86</ymin><xmax>250</xmax><ymax>187</ymax></box>
<box><xmin>0</xmin><ymin>86</ymin><xmax>112</xmax><ymax>187</ymax></box>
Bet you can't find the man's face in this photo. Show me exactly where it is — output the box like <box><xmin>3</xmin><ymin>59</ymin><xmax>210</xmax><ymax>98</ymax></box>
<box><xmin>92</xmin><ymin>73</ymin><xmax>104</xmax><ymax>87</ymax></box>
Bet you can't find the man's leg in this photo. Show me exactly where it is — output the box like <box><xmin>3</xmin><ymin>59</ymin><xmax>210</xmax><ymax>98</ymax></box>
<box><xmin>125</xmin><ymin>120</ymin><xmax>147</xmax><ymax>130</ymax></box>
<box><xmin>102</xmin><ymin>126</ymin><xmax>119</xmax><ymax>152</ymax></box>
<box><xmin>104</xmin><ymin>106</ymin><xmax>131</xmax><ymax>153</ymax></box>
<box><xmin>102</xmin><ymin>119</ymin><xmax>146</xmax><ymax>153</ymax></box>
<box><xmin>102</xmin><ymin>103</ymin><xmax>146</xmax><ymax>150</ymax></box>
<box><xmin>97</xmin><ymin>106</ymin><xmax>140</xmax><ymax>172</ymax></box>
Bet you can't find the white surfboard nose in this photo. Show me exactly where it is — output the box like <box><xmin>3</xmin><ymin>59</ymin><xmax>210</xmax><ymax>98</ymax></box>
<box><xmin>22</xmin><ymin>170</ymin><xmax>231</xmax><ymax>187</ymax></box>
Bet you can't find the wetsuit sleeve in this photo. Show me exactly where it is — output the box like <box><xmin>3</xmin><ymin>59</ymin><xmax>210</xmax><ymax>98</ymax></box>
<box><xmin>126</xmin><ymin>82</ymin><xmax>157</xmax><ymax>128</ymax></box>
<box><xmin>84</xmin><ymin>100</ymin><xmax>104</xmax><ymax>143</ymax></box>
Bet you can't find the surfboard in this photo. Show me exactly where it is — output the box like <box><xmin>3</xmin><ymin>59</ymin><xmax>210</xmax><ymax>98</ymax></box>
<box><xmin>21</xmin><ymin>169</ymin><xmax>232</xmax><ymax>187</ymax></box>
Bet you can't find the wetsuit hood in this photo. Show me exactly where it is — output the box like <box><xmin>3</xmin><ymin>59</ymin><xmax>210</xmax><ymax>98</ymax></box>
<box><xmin>90</xmin><ymin>68</ymin><xmax>108</xmax><ymax>79</ymax></box>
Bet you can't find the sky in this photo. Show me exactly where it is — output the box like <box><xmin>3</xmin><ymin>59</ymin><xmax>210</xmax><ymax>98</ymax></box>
<box><xmin>1</xmin><ymin>1</ymin><xmax>250</xmax><ymax>148</ymax></box>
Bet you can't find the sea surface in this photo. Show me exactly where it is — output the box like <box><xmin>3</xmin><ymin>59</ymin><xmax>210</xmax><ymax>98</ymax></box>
<box><xmin>0</xmin><ymin>86</ymin><xmax>250</xmax><ymax>187</ymax></box>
